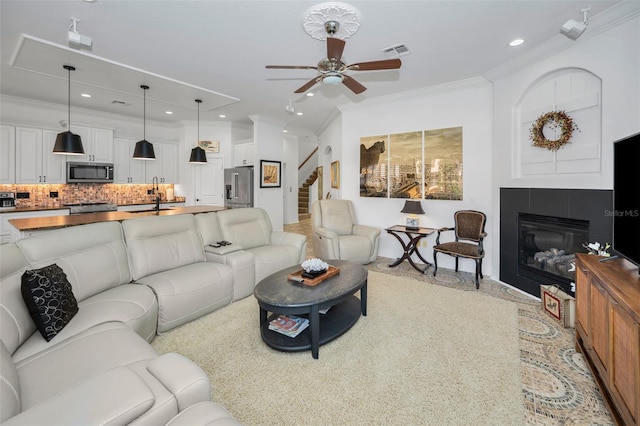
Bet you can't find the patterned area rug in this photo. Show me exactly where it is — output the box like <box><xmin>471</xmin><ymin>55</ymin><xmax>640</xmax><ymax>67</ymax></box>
<box><xmin>368</xmin><ymin>257</ymin><xmax>614</xmax><ymax>425</ymax></box>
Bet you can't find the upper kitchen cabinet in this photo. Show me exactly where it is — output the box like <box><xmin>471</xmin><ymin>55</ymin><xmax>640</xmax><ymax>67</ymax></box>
<box><xmin>0</xmin><ymin>125</ymin><xmax>15</xmax><ymax>183</ymax></box>
<box><xmin>145</xmin><ymin>142</ymin><xmax>178</xmax><ymax>183</ymax></box>
<box><xmin>72</xmin><ymin>126</ymin><xmax>114</xmax><ymax>163</ymax></box>
<box><xmin>113</xmin><ymin>137</ymin><xmax>146</xmax><ymax>184</ymax></box>
<box><xmin>233</xmin><ymin>140</ymin><xmax>254</xmax><ymax>167</ymax></box>
<box><xmin>15</xmin><ymin>127</ymin><xmax>66</xmax><ymax>184</ymax></box>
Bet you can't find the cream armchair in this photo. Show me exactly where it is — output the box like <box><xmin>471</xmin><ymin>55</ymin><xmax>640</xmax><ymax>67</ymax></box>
<box><xmin>311</xmin><ymin>199</ymin><xmax>380</xmax><ymax>264</ymax></box>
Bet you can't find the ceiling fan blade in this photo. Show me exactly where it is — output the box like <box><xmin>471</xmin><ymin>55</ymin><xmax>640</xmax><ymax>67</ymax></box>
<box><xmin>327</xmin><ymin>37</ymin><xmax>346</xmax><ymax>62</ymax></box>
<box><xmin>348</xmin><ymin>58</ymin><xmax>402</xmax><ymax>71</ymax></box>
<box><xmin>266</xmin><ymin>65</ymin><xmax>318</xmax><ymax>70</ymax></box>
<box><xmin>342</xmin><ymin>75</ymin><xmax>367</xmax><ymax>94</ymax></box>
<box><xmin>294</xmin><ymin>76</ymin><xmax>323</xmax><ymax>93</ymax></box>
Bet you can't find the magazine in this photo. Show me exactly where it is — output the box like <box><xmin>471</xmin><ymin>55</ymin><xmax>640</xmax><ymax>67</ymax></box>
<box><xmin>268</xmin><ymin>314</ymin><xmax>309</xmax><ymax>338</ymax></box>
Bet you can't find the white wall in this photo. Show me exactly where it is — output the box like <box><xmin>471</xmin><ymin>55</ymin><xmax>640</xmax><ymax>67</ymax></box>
<box><xmin>490</xmin><ymin>14</ymin><xmax>640</xmax><ymax>275</ymax></box>
<box><xmin>323</xmin><ymin>78</ymin><xmax>494</xmax><ymax>275</ymax></box>
<box><xmin>283</xmin><ymin>134</ymin><xmax>299</xmax><ymax>224</ymax></box>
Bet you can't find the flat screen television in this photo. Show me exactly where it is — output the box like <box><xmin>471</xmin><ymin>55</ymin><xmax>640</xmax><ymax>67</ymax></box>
<box><xmin>612</xmin><ymin>131</ymin><xmax>640</xmax><ymax>270</ymax></box>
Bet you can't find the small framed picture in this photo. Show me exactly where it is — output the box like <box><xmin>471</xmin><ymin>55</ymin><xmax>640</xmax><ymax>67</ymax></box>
<box><xmin>406</xmin><ymin>217</ymin><xmax>419</xmax><ymax>229</ymax></box>
<box><xmin>198</xmin><ymin>140</ymin><xmax>220</xmax><ymax>153</ymax></box>
<box><xmin>331</xmin><ymin>160</ymin><xmax>340</xmax><ymax>189</ymax></box>
<box><xmin>260</xmin><ymin>160</ymin><xmax>281</xmax><ymax>188</ymax></box>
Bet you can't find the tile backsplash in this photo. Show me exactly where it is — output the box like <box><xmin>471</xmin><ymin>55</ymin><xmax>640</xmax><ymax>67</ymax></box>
<box><xmin>0</xmin><ymin>183</ymin><xmax>180</xmax><ymax>208</ymax></box>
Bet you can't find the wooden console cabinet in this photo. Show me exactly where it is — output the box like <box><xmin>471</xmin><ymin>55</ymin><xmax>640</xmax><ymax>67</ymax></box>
<box><xmin>575</xmin><ymin>254</ymin><xmax>640</xmax><ymax>425</ymax></box>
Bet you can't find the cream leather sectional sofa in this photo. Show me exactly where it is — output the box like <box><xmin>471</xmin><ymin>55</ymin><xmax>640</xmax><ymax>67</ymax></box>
<box><xmin>0</xmin><ymin>208</ymin><xmax>307</xmax><ymax>425</ymax></box>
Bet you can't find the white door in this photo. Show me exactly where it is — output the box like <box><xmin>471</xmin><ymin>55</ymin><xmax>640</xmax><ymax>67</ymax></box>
<box><xmin>194</xmin><ymin>157</ymin><xmax>223</xmax><ymax>206</ymax></box>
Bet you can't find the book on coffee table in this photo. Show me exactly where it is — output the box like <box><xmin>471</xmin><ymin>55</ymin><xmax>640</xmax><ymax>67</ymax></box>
<box><xmin>268</xmin><ymin>314</ymin><xmax>309</xmax><ymax>338</ymax></box>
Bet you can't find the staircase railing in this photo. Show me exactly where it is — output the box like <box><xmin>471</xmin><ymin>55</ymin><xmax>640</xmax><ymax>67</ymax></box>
<box><xmin>299</xmin><ymin>147</ymin><xmax>318</xmax><ymax>170</ymax></box>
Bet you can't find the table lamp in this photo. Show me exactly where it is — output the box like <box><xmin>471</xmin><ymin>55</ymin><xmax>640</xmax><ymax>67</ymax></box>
<box><xmin>400</xmin><ymin>200</ymin><xmax>425</xmax><ymax>230</ymax></box>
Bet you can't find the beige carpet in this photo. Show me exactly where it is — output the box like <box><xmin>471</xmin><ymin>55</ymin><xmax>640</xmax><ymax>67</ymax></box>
<box><xmin>152</xmin><ymin>271</ymin><xmax>524</xmax><ymax>425</ymax></box>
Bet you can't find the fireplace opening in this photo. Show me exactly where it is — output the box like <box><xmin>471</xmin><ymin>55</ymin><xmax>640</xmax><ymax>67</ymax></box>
<box><xmin>518</xmin><ymin>213</ymin><xmax>590</xmax><ymax>296</ymax></box>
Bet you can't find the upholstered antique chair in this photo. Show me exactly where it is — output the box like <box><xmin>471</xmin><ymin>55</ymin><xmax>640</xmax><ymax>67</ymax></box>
<box><xmin>432</xmin><ymin>210</ymin><xmax>487</xmax><ymax>288</ymax></box>
<box><xmin>311</xmin><ymin>199</ymin><xmax>380</xmax><ymax>264</ymax></box>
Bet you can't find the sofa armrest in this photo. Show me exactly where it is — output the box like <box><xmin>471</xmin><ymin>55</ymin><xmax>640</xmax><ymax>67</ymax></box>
<box><xmin>312</xmin><ymin>226</ymin><xmax>340</xmax><ymax>260</ymax></box>
<box><xmin>352</xmin><ymin>224</ymin><xmax>381</xmax><ymax>242</ymax></box>
<box><xmin>146</xmin><ymin>353</ymin><xmax>211</xmax><ymax>412</ymax></box>
<box><xmin>271</xmin><ymin>231</ymin><xmax>306</xmax><ymax>251</ymax></box>
<box><xmin>205</xmin><ymin>244</ymin><xmax>243</xmax><ymax>256</ymax></box>
<box><xmin>4</xmin><ymin>367</ymin><xmax>154</xmax><ymax>426</ymax></box>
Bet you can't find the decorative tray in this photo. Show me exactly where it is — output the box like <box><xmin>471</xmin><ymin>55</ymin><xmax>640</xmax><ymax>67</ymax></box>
<box><xmin>287</xmin><ymin>266</ymin><xmax>340</xmax><ymax>286</ymax></box>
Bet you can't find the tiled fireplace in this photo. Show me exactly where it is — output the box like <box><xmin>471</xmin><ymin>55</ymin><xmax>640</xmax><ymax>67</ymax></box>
<box><xmin>500</xmin><ymin>188</ymin><xmax>612</xmax><ymax>297</ymax></box>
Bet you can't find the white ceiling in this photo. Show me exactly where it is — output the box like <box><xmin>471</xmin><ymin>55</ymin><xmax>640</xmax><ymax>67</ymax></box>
<box><xmin>0</xmin><ymin>0</ymin><xmax>628</xmax><ymax>141</ymax></box>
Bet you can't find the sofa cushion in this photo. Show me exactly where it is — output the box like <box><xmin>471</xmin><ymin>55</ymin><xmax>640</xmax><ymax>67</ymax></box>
<box><xmin>248</xmin><ymin>245</ymin><xmax>302</xmax><ymax>283</ymax></box>
<box><xmin>21</xmin><ymin>264</ymin><xmax>78</xmax><ymax>342</ymax></box>
<box><xmin>0</xmin><ymin>340</ymin><xmax>20</xmax><ymax>422</ymax></box>
<box><xmin>217</xmin><ymin>208</ymin><xmax>273</xmax><ymax>249</ymax></box>
<box><xmin>16</xmin><ymin>222</ymin><xmax>132</xmax><ymax>302</ymax></box>
<box><xmin>318</xmin><ymin>200</ymin><xmax>354</xmax><ymax>236</ymax></box>
<box><xmin>123</xmin><ymin>215</ymin><xmax>206</xmax><ymax>280</ymax></box>
<box><xmin>136</xmin><ymin>263</ymin><xmax>233</xmax><ymax>333</ymax></box>
<box><xmin>194</xmin><ymin>212</ymin><xmax>224</xmax><ymax>246</ymax></box>
<box><xmin>12</xmin><ymin>284</ymin><xmax>158</xmax><ymax>363</ymax></box>
<box><xmin>0</xmin><ymin>243</ymin><xmax>36</xmax><ymax>355</ymax></box>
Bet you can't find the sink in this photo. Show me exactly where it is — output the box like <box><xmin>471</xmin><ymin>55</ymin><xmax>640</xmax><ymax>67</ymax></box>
<box><xmin>129</xmin><ymin>208</ymin><xmax>174</xmax><ymax>213</ymax></box>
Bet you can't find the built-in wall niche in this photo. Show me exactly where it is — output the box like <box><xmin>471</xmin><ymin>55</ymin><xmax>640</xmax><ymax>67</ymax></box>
<box><xmin>516</xmin><ymin>68</ymin><xmax>602</xmax><ymax>177</ymax></box>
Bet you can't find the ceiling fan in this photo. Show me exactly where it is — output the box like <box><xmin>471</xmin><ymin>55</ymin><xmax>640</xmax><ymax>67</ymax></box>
<box><xmin>265</xmin><ymin>21</ymin><xmax>401</xmax><ymax>95</ymax></box>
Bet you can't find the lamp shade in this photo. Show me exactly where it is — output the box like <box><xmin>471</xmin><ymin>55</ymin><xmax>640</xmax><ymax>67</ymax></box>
<box><xmin>133</xmin><ymin>139</ymin><xmax>155</xmax><ymax>160</ymax></box>
<box><xmin>189</xmin><ymin>146</ymin><xmax>207</xmax><ymax>164</ymax></box>
<box><xmin>53</xmin><ymin>131</ymin><xmax>84</xmax><ymax>155</ymax></box>
<box><xmin>400</xmin><ymin>200</ymin><xmax>425</xmax><ymax>215</ymax></box>
<box><xmin>323</xmin><ymin>73</ymin><xmax>343</xmax><ymax>85</ymax></box>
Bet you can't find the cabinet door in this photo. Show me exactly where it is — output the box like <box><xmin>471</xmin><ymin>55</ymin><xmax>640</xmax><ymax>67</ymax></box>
<box><xmin>610</xmin><ymin>302</ymin><xmax>639</xmax><ymax>425</ymax></box>
<box><xmin>15</xmin><ymin>127</ymin><xmax>42</xmax><ymax>183</ymax></box>
<box><xmin>71</xmin><ymin>125</ymin><xmax>92</xmax><ymax>162</ymax></box>
<box><xmin>590</xmin><ymin>281</ymin><xmax>610</xmax><ymax>376</ymax></box>
<box><xmin>91</xmin><ymin>128</ymin><xmax>114</xmax><ymax>163</ymax></box>
<box><xmin>42</xmin><ymin>130</ymin><xmax>66</xmax><ymax>183</ymax></box>
<box><xmin>161</xmin><ymin>143</ymin><xmax>178</xmax><ymax>183</ymax></box>
<box><xmin>0</xmin><ymin>125</ymin><xmax>15</xmax><ymax>183</ymax></box>
<box><xmin>113</xmin><ymin>137</ymin><xmax>132</xmax><ymax>183</ymax></box>
<box><xmin>575</xmin><ymin>266</ymin><xmax>590</xmax><ymax>343</ymax></box>
<box><xmin>144</xmin><ymin>144</ymin><xmax>162</xmax><ymax>183</ymax></box>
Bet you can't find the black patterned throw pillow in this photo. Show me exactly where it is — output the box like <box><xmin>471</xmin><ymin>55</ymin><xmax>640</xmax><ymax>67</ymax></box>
<box><xmin>21</xmin><ymin>264</ymin><xmax>78</xmax><ymax>342</ymax></box>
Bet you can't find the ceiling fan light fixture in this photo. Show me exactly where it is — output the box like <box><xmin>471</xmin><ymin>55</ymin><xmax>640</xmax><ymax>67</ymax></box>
<box><xmin>133</xmin><ymin>85</ymin><xmax>156</xmax><ymax>160</ymax></box>
<box><xmin>323</xmin><ymin>73</ymin><xmax>344</xmax><ymax>85</ymax></box>
<box><xmin>53</xmin><ymin>65</ymin><xmax>85</xmax><ymax>155</ymax></box>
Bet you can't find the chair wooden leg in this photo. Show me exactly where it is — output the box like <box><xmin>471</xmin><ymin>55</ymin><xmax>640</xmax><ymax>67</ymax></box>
<box><xmin>479</xmin><ymin>258</ymin><xmax>484</xmax><ymax>279</ymax></box>
<box><xmin>474</xmin><ymin>260</ymin><xmax>480</xmax><ymax>289</ymax></box>
<box><xmin>455</xmin><ymin>257</ymin><xmax>459</xmax><ymax>272</ymax></box>
<box><xmin>433</xmin><ymin>251</ymin><xmax>438</xmax><ymax>277</ymax></box>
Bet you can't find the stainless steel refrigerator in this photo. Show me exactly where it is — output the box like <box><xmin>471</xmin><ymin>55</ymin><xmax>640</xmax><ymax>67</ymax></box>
<box><xmin>224</xmin><ymin>167</ymin><xmax>253</xmax><ymax>208</ymax></box>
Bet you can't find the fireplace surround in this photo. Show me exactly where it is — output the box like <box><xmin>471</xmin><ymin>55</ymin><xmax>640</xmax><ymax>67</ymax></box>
<box><xmin>500</xmin><ymin>188</ymin><xmax>612</xmax><ymax>297</ymax></box>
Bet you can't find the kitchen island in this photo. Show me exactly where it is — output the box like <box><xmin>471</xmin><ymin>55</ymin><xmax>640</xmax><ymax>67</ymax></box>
<box><xmin>8</xmin><ymin>205</ymin><xmax>226</xmax><ymax>235</ymax></box>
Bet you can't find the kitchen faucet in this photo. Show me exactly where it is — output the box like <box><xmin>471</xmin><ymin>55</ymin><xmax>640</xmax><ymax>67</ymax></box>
<box><xmin>152</xmin><ymin>176</ymin><xmax>161</xmax><ymax>211</ymax></box>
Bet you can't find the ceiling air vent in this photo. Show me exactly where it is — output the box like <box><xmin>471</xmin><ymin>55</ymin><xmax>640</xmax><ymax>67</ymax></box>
<box><xmin>381</xmin><ymin>43</ymin><xmax>411</xmax><ymax>58</ymax></box>
<box><xmin>111</xmin><ymin>100</ymin><xmax>131</xmax><ymax>106</ymax></box>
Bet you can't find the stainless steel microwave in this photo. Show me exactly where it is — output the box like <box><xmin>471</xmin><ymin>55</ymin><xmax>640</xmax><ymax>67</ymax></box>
<box><xmin>67</xmin><ymin>162</ymin><xmax>114</xmax><ymax>183</ymax></box>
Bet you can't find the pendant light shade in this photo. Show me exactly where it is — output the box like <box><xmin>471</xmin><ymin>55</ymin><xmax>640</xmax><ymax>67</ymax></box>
<box><xmin>133</xmin><ymin>85</ymin><xmax>155</xmax><ymax>160</ymax></box>
<box><xmin>53</xmin><ymin>65</ymin><xmax>85</xmax><ymax>155</ymax></box>
<box><xmin>189</xmin><ymin>99</ymin><xmax>207</xmax><ymax>164</ymax></box>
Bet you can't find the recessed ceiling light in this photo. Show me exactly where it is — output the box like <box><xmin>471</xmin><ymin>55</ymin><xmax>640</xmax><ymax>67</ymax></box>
<box><xmin>219</xmin><ymin>114</ymin><xmax>226</xmax><ymax>118</ymax></box>
<box><xmin>296</xmin><ymin>112</ymin><xmax>303</xmax><ymax>116</ymax></box>
<box><xmin>283</xmin><ymin>129</ymin><xmax>288</xmax><ymax>133</ymax></box>
<box><xmin>509</xmin><ymin>38</ymin><xmax>524</xmax><ymax>47</ymax></box>
<box><xmin>81</xmin><ymin>93</ymin><xmax>91</xmax><ymax>98</ymax></box>
<box><xmin>165</xmin><ymin>111</ymin><xmax>173</xmax><ymax>115</ymax></box>
<box><xmin>306</xmin><ymin>93</ymin><xmax>314</xmax><ymax>97</ymax></box>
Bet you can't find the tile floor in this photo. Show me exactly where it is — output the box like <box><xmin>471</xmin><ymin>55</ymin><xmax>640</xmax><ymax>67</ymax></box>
<box><xmin>284</xmin><ymin>219</ymin><xmax>614</xmax><ymax>425</ymax></box>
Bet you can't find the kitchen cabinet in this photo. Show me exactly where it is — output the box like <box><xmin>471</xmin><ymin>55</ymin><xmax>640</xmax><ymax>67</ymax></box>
<box><xmin>1</xmin><ymin>209</ymin><xmax>68</xmax><ymax>243</ymax></box>
<box><xmin>15</xmin><ymin>127</ymin><xmax>66</xmax><ymax>184</ymax></box>
<box><xmin>233</xmin><ymin>141</ymin><xmax>254</xmax><ymax>166</ymax></box>
<box><xmin>145</xmin><ymin>142</ymin><xmax>178</xmax><ymax>183</ymax></box>
<box><xmin>72</xmin><ymin>126</ymin><xmax>114</xmax><ymax>163</ymax></box>
<box><xmin>113</xmin><ymin>137</ymin><xmax>146</xmax><ymax>183</ymax></box>
<box><xmin>575</xmin><ymin>254</ymin><xmax>640</xmax><ymax>426</ymax></box>
<box><xmin>0</xmin><ymin>125</ymin><xmax>15</xmax><ymax>183</ymax></box>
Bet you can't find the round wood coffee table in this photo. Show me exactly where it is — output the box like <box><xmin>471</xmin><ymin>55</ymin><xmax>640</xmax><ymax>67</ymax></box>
<box><xmin>254</xmin><ymin>259</ymin><xmax>367</xmax><ymax>359</ymax></box>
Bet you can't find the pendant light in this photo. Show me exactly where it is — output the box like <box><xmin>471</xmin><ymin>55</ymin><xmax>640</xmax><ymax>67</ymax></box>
<box><xmin>189</xmin><ymin>99</ymin><xmax>207</xmax><ymax>164</ymax></box>
<box><xmin>133</xmin><ymin>85</ymin><xmax>156</xmax><ymax>160</ymax></box>
<box><xmin>53</xmin><ymin>65</ymin><xmax>85</xmax><ymax>155</ymax></box>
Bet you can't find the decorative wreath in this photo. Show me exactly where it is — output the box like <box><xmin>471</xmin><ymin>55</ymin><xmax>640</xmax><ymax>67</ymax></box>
<box><xmin>529</xmin><ymin>110</ymin><xmax>578</xmax><ymax>151</ymax></box>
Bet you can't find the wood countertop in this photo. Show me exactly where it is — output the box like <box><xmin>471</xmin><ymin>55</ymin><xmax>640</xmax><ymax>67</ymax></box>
<box><xmin>9</xmin><ymin>205</ymin><xmax>226</xmax><ymax>232</ymax></box>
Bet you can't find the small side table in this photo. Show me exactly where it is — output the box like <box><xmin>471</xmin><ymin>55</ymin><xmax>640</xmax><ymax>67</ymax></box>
<box><xmin>385</xmin><ymin>225</ymin><xmax>435</xmax><ymax>274</ymax></box>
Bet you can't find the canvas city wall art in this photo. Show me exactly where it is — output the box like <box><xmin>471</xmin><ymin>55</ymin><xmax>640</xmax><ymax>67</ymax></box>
<box><xmin>359</xmin><ymin>126</ymin><xmax>463</xmax><ymax>200</ymax></box>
